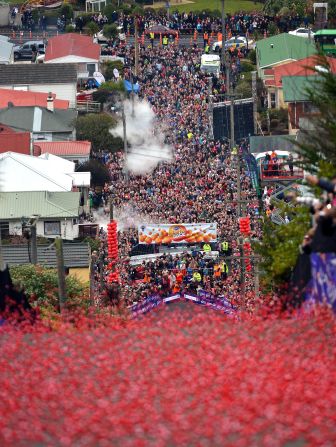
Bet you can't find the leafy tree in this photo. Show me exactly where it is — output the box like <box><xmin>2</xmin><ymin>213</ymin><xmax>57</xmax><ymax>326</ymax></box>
<box><xmin>60</xmin><ymin>3</ymin><xmax>73</xmax><ymax>20</ymax></box>
<box><xmin>77</xmin><ymin>159</ymin><xmax>111</xmax><ymax>187</ymax></box>
<box><xmin>235</xmin><ymin>80</ymin><xmax>252</xmax><ymax>98</ymax></box>
<box><xmin>295</xmin><ymin>55</ymin><xmax>336</xmax><ymax>176</ymax></box>
<box><xmin>75</xmin><ymin>113</ymin><xmax>122</xmax><ymax>153</ymax></box>
<box><xmin>103</xmin><ymin>23</ymin><xmax>118</xmax><ymax>40</ymax></box>
<box><xmin>254</xmin><ymin>206</ymin><xmax>311</xmax><ymax>289</ymax></box>
<box><xmin>10</xmin><ymin>264</ymin><xmax>88</xmax><ymax>311</ymax></box>
<box><xmin>86</xmin><ymin>21</ymin><xmax>100</xmax><ymax>36</ymax></box>
<box><xmin>102</xmin><ymin>60</ymin><xmax>124</xmax><ymax>81</ymax></box>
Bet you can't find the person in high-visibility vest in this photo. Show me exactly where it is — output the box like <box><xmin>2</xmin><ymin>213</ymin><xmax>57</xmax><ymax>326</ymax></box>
<box><xmin>221</xmin><ymin>241</ymin><xmax>230</xmax><ymax>255</ymax></box>
<box><xmin>204</xmin><ymin>43</ymin><xmax>210</xmax><ymax>54</ymax></box>
<box><xmin>150</xmin><ymin>32</ymin><xmax>155</xmax><ymax>48</ymax></box>
<box><xmin>193</xmin><ymin>271</ymin><xmax>202</xmax><ymax>283</ymax></box>
<box><xmin>203</xmin><ymin>243</ymin><xmax>211</xmax><ymax>253</ymax></box>
<box><xmin>203</xmin><ymin>31</ymin><xmax>209</xmax><ymax>48</ymax></box>
<box><xmin>220</xmin><ymin>261</ymin><xmax>229</xmax><ymax>280</ymax></box>
<box><xmin>162</xmin><ymin>35</ymin><xmax>168</xmax><ymax>47</ymax></box>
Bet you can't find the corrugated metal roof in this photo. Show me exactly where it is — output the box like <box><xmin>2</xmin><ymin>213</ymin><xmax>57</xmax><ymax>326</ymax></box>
<box><xmin>256</xmin><ymin>34</ymin><xmax>316</xmax><ymax>69</ymax></box>
<box><xmin>282</xmin><ymin>75</ymin><xmax>319</xmax><ymax>102</ymax></box>
<box><xmin>0</xmin><ymin>107</ymin><xmax>77</xmax><ymax>133</ymax></box>
<box><xmin>0</xmin><ymin>191</ymin><xmax>80</xmax><ymax>219</ymax></box>
<box><xmin>1</xmin><ymin>243</ymin><xmax>90</xmax><ymax>267</ymax></box>
<box><xmin>0</xmin><ymin>89</ymin><xmax>69</xmax><ymax>109</ymax></box>
<box><xmin>45</xmin><ymin>34</ymin><xmax>100</xmax><ymax>62</ymax></box>
<box><xmin>35</xmin><ymin>140</ymin><xmax>91</xmax><ymax>156</ymax></box>
<box><xmin>0</xmin><ymin>63</ymin><xmax>78</xmax><ymax>85</ymax></box>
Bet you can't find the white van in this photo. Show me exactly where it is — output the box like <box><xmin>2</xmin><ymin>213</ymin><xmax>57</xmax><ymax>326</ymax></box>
<box><xmin>200</xmin><ymin>54</ymin><xmax>220</xmax><ymax>77</ymax></box>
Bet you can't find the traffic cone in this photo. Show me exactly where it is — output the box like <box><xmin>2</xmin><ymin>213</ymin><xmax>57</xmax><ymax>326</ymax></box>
<box><xmin>159</xmin><ymin>33</ymin><xmax>162</xmax><ymax>46</ymax></box>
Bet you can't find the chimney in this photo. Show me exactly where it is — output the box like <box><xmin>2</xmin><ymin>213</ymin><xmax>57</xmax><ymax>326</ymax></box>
<box><xmin>46</xmin><ymin>92</ymin><xmax>54</xmax><ymax>112</ymax></box>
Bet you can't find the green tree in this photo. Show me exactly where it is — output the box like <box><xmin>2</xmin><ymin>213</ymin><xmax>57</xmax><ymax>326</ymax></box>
<box><xmin>254</xmin><ymin>206</ymin><xmax>311</xmax><ymax>288</ymax></box>
<box><xmin>102</xmin><ymin>60</ymin><xmax>124</xmax><ymax>81</ymax></box>
<box><xmin>75</xmin><ymin>113</ymin><xmax>122</xmax><ymax>153</ymax></box>
<box><xmin>103</xmin><ymin>23</ymin><xmax>118</xmax><ymax>40</ymax></box>
<box><xmin>77</xmin><ymin>159</ymin><xmax>111</xmax><ymax>187</ymax></box>
<box><xmin>10</xmin><ymin>264</ymin><xmax>87</xmax><ymax>311</ymax></box>
<box><xmin>295</xmin><ymin>55</ymin><xmax>336</xmax><ymax>176</ymax></box>
<box><xmin>86</xmin><ymin>21</ymin><xmax>100</xmax><ymax>36</ymax></box>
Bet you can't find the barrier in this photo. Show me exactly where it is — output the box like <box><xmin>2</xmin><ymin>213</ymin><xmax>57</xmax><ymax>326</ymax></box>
<box><xmin>129</xmin><ymin>291</ymin><xmax>237</xmax><ymax>318</ymax></box>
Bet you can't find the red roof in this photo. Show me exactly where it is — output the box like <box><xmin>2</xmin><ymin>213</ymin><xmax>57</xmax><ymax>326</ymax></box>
<box><xmin>34</xmin><ymin>141</ymin><xmax>91</xmax><ymax>156</ymax></box>
<box><xmin>45</xmin><ymin>34</ymin><xmax>100</xmax><ymax>62</ymax></box>
<box><xmin>0</xmin><ymin>89</ymin><xmax>69</xmax><ymax>109</ymax></box>
<box><xmin>0</xmin><ymin>125</ymin><xmax>31</xmax><ymax>155</ymax></box>
<box><xmin>271</xmin><ymin>55</ymin><xmax>336</xmax><ymax>87</ymax></box>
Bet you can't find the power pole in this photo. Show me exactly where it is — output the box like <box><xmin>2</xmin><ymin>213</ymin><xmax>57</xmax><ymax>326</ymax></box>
<box><xmin>55</xmin><ymin>237</ymin><xmax>67</xmax><ymax>312</ymax></box>
<box><xmin>30</xmin><ymin>223</ymin><xmax>38</xmax><ymax>265</ymax></box>
<box><xmin>134</xmin><ymin>18</ymin><xmax>139</xmax><ymax>77</ymax></box>
<box><xmin>122</xmin><ymin>103</ymin><xmax>129</xmax><ymax>182</ymax></box>
<box><xmin>252</xmin><ymin>71</ymin><xmax>258</xmax><ymax>135</ymax></box>
<box><xmin>221</xmin><ymin>0</ymin><xmax>230</xmax><ymax>94</ymax></box>
<box><xmin>208</xmin><ymin>76</ymin><xmax>214</xmax><ymax>139</ymax></box>
<box><xmin>109</xmin><ymin>199</ymin><xmax>114</xmax><ymax>220</ymax></box>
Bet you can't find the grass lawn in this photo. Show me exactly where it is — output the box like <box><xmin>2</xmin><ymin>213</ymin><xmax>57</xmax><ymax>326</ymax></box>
<box><xmin>153</xmin><ymin>0</ymin><xmax>263</xmax><ymax>13</ymax></box>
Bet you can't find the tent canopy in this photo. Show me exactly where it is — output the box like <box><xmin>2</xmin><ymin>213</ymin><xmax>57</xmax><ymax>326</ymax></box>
<box><xmin>145</xmin><ymin>25</ymin><xmax>178</xmax><ymax>36</ymax></box>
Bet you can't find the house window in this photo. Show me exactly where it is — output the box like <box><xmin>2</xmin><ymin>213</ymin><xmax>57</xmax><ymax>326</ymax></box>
<box><xmin>270</xmin><ymin>92</ymin><xmax>276</xmax><ymax>109</ymax></box>
<box><xmin>87</xmin><ymin>63</ymin><xmax>96</xmax><ymax>76</ymax></box>
<box><xmin>302</xmin><ymin>102</ymin><xmax>319</xmax><ymax>114</ymax></box>
<box><xmin>0</xmin><ymin>221</ymin><xmax>9</xmax><ymax>239</ymax></box>
<box><xmin>44</xmin><ymin>221</ymin><xmax>61</xmax><ymax>236</ymax></box>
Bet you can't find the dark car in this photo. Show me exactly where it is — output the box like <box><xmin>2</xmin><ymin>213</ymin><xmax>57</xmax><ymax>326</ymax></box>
<box><xmin>14</xmin><ymin>41</ymin><xmax>46</xmax><ymax>60</ymax></box>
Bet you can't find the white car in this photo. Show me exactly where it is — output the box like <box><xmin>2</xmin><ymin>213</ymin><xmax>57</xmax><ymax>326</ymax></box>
<box><xmin>288</xmin><ymin>28</ymin><xmax>315</xmax><ymax>38</ymax></box>
<box><xmin>212</xmin><ymin>36</ymin><xmax>254</xmax><ymax>52</ymax></box>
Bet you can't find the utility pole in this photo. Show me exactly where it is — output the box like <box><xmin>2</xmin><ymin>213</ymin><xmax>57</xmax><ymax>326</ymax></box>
<box><xmin>122</xmin><ymin>102</ymin><xmax>129</xmax><ymax>181</ymax></box>
<box><xmin>221</xmin><ymin>0</ymin><xmax>230</xmax><ymax>94</ymax></box>
<box><xmin>55</xmin><ymin>237</ymin><xmax>67</xmax><ymax>312</ymax></box>
<box><xmin>208</xmin><ymin>76</ymin><xmax>214</xmax><ymax>139</ymax></box>
<box><xmin>109</xmin><ymin>198</ymin><xmax>114</xmax><ymax>220</ymax></box>
<box><xmin>30</xmin><ymin>222</ymin><xmax>38</xmax><ymax>265</ymax></box>
<box><xmin>252</xmin><ymin>71</ymin><xmax>258</xmax><ymax>135</ymax></box>
<box><xmin>134</xmin><ymin>19</ymin><xmax>139</xmax><ymax>77</ymax></box>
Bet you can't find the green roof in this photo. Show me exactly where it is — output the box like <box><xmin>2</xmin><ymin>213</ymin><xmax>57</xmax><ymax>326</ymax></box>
<box><xmin>256</xmin><ymin>33</ymin><xmax>317</xmax><ymax>69</ymax></box>
<box><xmin>0</xmin><ymin>191</ymin><xmax>80</xmax><ymax>219</ymax></box>
<box><xmin>282</xmin><ymin>75</ymin><xmax>320</xmax><ymax>102</ymax></box>
<box><xmin>315</xmin><ymin>29</ymin><xmax>336</xmax><ymax>36</ymax></box>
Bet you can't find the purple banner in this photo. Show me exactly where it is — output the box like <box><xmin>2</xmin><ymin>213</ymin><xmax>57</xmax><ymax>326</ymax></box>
<box><xmin>305</xmin><ymin>253</ymin><xmax>336</xmax><ymax>312</ymax></box>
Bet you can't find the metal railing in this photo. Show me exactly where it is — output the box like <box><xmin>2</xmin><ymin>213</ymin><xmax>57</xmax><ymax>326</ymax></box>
<box><xmin>76</xmin><ymin>100</ymin><xmax>101</xmax><ymax>113</ymax></box>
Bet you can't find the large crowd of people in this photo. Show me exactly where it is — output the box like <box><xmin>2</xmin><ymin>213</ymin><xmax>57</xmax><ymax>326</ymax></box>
<box><xmin>90</xmin><ymin>41</ymin><xmax>262</xmax><ymax>311</ymax></box>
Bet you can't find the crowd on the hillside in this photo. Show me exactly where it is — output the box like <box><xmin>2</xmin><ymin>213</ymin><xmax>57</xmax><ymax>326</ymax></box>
<box><xmin>89</xmin><ymin>43</ymin><xmax>261</xmax><ymax>311</ymax></box>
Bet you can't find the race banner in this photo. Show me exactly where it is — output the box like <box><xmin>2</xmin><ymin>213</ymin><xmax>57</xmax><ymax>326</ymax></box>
<box><xmin>138</xmin><ymin>223</ymin><xmax>217</xmax><ymax>245</ymax></box>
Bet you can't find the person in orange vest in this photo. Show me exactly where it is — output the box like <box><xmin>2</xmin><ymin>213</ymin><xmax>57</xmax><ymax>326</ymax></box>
<box><xmin>203</xmin><ymin>31</ymin><xmax>209</xmax><ymax>48</ymax></box>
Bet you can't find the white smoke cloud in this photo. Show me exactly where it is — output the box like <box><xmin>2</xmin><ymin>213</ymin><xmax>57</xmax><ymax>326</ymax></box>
<box><xmin>93</xmin><ymin>205</ymin><xmax>150</xmax><ymax>232</ymax></box>
<box><xmin>110</xmin><ymin>98</ymin><xmax>172</xmax><ymax>175</ymax></box>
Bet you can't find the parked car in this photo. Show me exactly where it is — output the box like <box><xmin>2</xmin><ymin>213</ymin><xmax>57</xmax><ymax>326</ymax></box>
<box><xmin>212</xmin><ymin>36</ymin><xmax>254</xmax><ymax>52</ymax></box>
<box><xmin>288</xmin><ymin>28</ymin><xmax>315</xmax><ymax>38</ymax></box>
<box><xmin>14</xmin><ymin>40</ymin><xmax>45</xmax><ymax>60</ymax></box>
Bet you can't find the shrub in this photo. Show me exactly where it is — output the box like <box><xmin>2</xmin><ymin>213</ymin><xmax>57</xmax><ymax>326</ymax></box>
<box><xmin>103</xmin><ymin>23</ymin><xmax>118</xmax><ymax>40</ymax></box>
<box><xmin>240</xmin><ymin>60</ymin><xmax>254</xmax><ymax>72</ymax></box>
<box><xmin>77</xmin><ymin>159</ymin><xmax>111</xmax><ymax>187</ymax></box>
<box><xmin>65</xmin><ymin>24</ymin><xmax>76</xmax><ymax>33</ymax></box>
<box><xmin>102</xmin><ymin>60</ymin><xmax>124</xmax><ymax>80</ymax></box>
<box><xmin>60</xmin><ymin>3</ymin><xmax>73</xmax><ymax>20</ymax></box>
<box><xmin>248</xmin><ymin>49</ymin><xmax>256</xmax><ymax>65</ymax></box>
<box><xmin>86</xmin><ymin>21</ymin><xmax>100</xmax><ymax>36</ymax></box>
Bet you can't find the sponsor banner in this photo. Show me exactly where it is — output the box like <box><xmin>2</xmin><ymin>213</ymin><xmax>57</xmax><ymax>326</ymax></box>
<box><xmin>163</xmin><ymin>295</ymin><xmax>181</xmax><ymax>303</ymax></box>
<box><xmin>185</xmin><ymin>292</ymin><xmax>237</xmax><ymax>314</ymax></box>
<box><xmin>305</xmin><ymin>253</ymin><xmax>336</xmax><ymax>312</ymax></box>
<box><xmin>138</xmin><ymin>223</ymin><xmax>217</xmax><ymax>245</ymax></box>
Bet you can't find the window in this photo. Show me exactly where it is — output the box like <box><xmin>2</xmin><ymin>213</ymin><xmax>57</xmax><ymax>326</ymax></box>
<box><xmin>44</xmin><ymin>221</ymin><xmax>61</xmax><ymax>236</ymax></box>
<box><xmin>270</xmin><ymin>92</ymin><xmax>276</xmax><ymax>108</ymax></box>
<box><xmin>87</xmin><ymin>63</ymin><xmax>96</xmax><ymax>76</ymax></box>
<box><xmin>0</xmin><ymin>221</ymin><xmax>9</xmax><ymax>240</ymax></box>
<box><xmin>303</xmin><ymin>102</ymin><xmax>319</xmax><ymax>114</ymax></box>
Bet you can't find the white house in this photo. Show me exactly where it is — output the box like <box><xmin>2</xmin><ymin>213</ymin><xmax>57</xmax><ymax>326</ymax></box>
<box><xmin>44</xmin><ymin>34</ymin><xmax>101</xmax><ymax>79</ymax></box>
<box><xmin>0</xmin><ymin>191</ymin><xmax>81</xmax><ymax>240</ymax></box>
<box><xmin>0</xmin><ymin>64</ymin><xmax>78</xmax><ymax>107</ymax></box>
<box><xmin>0</xmin><ymin>152</ymin><xmax>91</xmax><ymax>213</ymax></box>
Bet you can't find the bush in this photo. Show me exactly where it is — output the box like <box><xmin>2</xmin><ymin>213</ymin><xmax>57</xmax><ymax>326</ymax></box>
<box><xmin>235</xmin><ymin>80</ymin><xmax>252</xmax><ymax>98</ymax></box>
<box><xmin>100</xmin><ymin>80</ymin><xmax>126</xmax><ymax>93</ymax></box>
<box><xmin>103</xmin><ymin>23</ymin><xmax>118</xmax><ymax>40</ymax></box>
<box><xmin>102</xmin><ymin>60</ymin><xmax>124</xmax><ymax>81</ymax></box>
<box><xmin>240</xmin><ymin>60</ymin><xmax>254</xmax><ymax>72</ymax></box>
<box><xmin>60</xmin><ymin>3</ymin><xmax>73</xmax><ymax>20</ymax></box>
<box><xmin>248</xmin><ymin>49</ymin><xmax>256</xmax><ymax>65</ymax></box>
<box><xmin>77</xmin><ymin>159</ymin><xmax>111</xmax><ymax>187</ymax></box>
<box><xmin>10</xmin><ymin>264</ymin><xmax>87</xmax><ymax>311</ymax></box>
<box><xmin>86</xmin><ymin>21</ymin><xmax>100</xmax><ymax>36</ymax></box>
<box><xmin>65</xmin><ymin>24</ymin><xmax>76</xmax><ymax>33</ymax></box>
<box><xmin>103</xmin><ymin>4</ymin><xmax>119</xmax><ymax>22</ymax></box>
<box><xmin>267</xmin><ymin>21</ymin><xmax>278</xmax><ymax>36</ymax></box>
